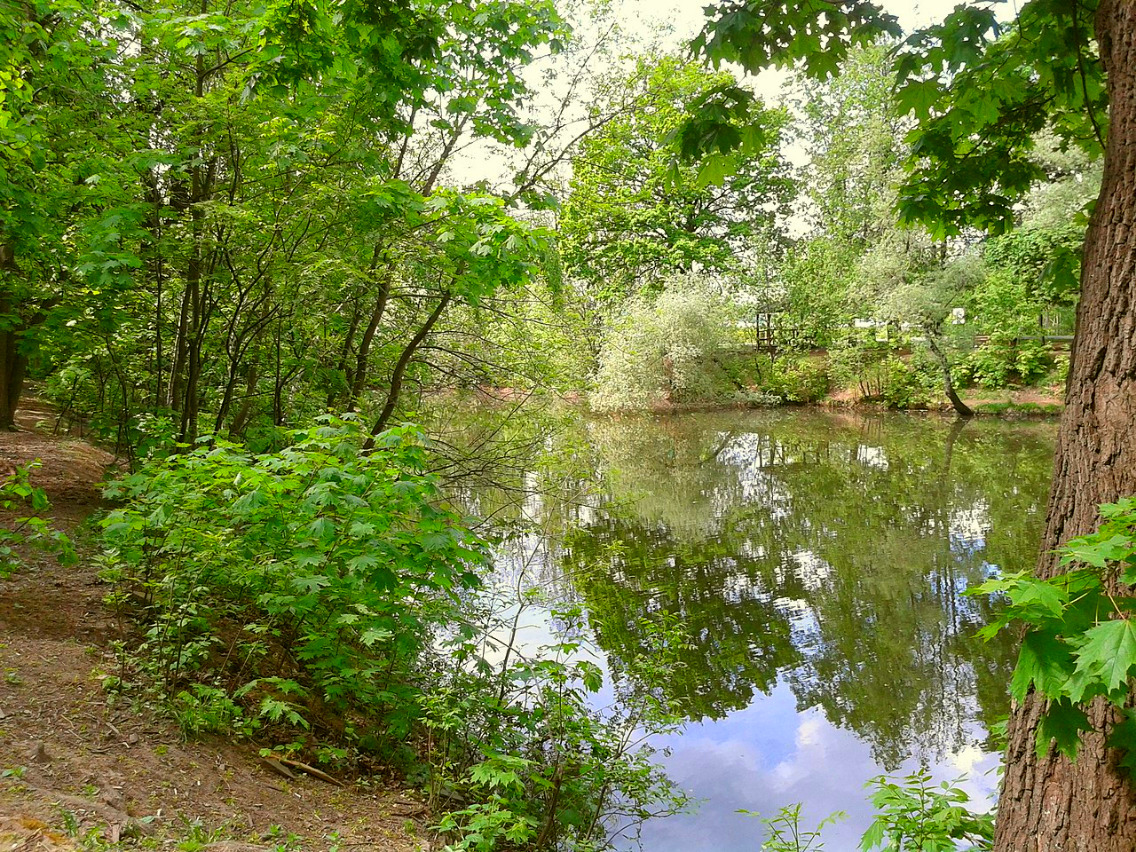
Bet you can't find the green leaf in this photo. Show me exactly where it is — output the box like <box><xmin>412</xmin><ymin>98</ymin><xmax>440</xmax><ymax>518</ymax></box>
<box><xmin>360</xmin><ymin>627</ymin><xmax>393</xmax><ymax>646</ymax></box>
<box><xmin>1037</xmin><ymin>698</ymin><xmax>1090</xmax><ymax>760</ymax></box>
<box><xmin>1006</xmin><ymin>578</ymin><xmax>1067</xmax><ymax>620</ymax></box>
<box><xmin>895</xmin><ymin>79</ymin><xmax>942</xmax><ymax>120</ymax></box>
<box><xmin>1062</xmin><ymin>534</ymin><xmax>1135</xmax><ymax>569</ymax></box>
<box><xmin>292</xmin><ymin>574</ymin><xmax>331</xmax><ymax>593</ymax></box>
<box><xmin>1011</xmin><ymin>629</ymin><xmax>1074</xmax><ymax>702</ymax></box>
<box><xmin>1072</xmin><ymin>618</ymin><xmax>1136</xmax><ymax>694</ymax></box>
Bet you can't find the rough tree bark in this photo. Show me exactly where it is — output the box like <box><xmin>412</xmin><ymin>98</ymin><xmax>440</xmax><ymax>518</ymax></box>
<box><xmin>994</xmin><ymin>3</ymin><xmax>1136</xmax><ymax>849</ymax></box>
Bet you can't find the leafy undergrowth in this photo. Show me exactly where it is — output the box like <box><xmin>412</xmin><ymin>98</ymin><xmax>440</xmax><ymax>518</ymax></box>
<box><xmin>3</xmin><ymin>415</ymin><xmax>692</xmax><ymax>852</ymax></box>
<box><xmin>0</xmin><ymin>425</ymin><xmax>429</xmax><ymax>852</ymax></box>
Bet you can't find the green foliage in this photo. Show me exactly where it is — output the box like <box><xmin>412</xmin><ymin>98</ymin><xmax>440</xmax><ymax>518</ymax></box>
<box><xmin>692</xmin><ymin>0</ymin><xmax>1104</xmax><ymax>240</ymax></box>
<box><xmin>0</xmin><ymin>462</ymin><xmax>76</xmax><ymax>576</ymax></box>
<box><xmin>559</xmin><ymin>54</ymin><xmax>793</xmax><ymax>301</ymax></box>
<box><xmin>967</xmin><ymin>341</ymin><xmax>1053</xmax><ymax>390</ymax></box>
<box><xmin>971</xmin><ymin>497</ymin><xmax>1136</xmax><ymax>766</ymax></box>
<box><xmin>589</xmin><ymin>275</ymin><xmax>744</xmax><ymax>412</ymax></box>
<box><xmin>171</xmin><ymin>684</ymin><xmax>258</xmax><ymax>737</ymax></box>
<box><xmin>432</xmin><ymin>799</ymin><xmax>537</xmax><ymax>851</ymax></box>
<box><xmin>741</xmin><ymin>804</ymin><xmax>844</xmax><ymax>852</ymax></box>
<box><xmin>5</xmin><ymin>0</ymin><xmax>565</xmax><ymax>450</ymax></box>
<box><xmin>758</xmin><ymin>356</ymin><xmax>829</xmax><ymax>405</ymax></box>
<box><xmin>424</xmin><ymin>598</ymin><xmax>692</xmax><ymax>851</ymax></box>
<box><xmin>770</xmin><ymin>45</ymin><xmax>903</xmax><ymax>347</ymax></box>
<box><xmin>860</xmin><ymin>771</ymin><xmax>993</xmax><ymax>851</ymax></box>
<box><xmin>827</xmin><ymin>338</ymin><xmax>942</xmax><ymax>409</ymax></box>
<box><xmin>740</xmin><ymin>775</ymin><xmax>990</xmax><ymax>852</ymax></box>
<box><xmin>692</xmin><ymin>0</ymin><xmax>899</xmax><ymax>81</ymax></box>
<box><xmin>982</xmin><ymin>226</ymin><xmax>1084</xmax><ymax>309</ymax></box>
<box><xmin>99</xmin><ymin>416</ymin><xmax>486</xmax><ymax>743</ymax></box>
<box><xmin>877</xmin><ymin>357</ymin><xmax>923</xmax><ymax>411</ymax></box>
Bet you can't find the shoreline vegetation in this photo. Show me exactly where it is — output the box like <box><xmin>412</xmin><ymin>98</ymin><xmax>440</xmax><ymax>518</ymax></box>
<box><xmin>440</xmin><ymin>381</ymin><xmax>1066</xmax><ymax>419</ymax></box>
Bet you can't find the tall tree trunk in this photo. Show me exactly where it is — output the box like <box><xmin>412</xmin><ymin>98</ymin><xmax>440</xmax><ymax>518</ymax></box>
<box><xmin>228</xmin><ymin>360</ymin><xmax>258</xmax><ymax>437</ymax></box>
<box><xmin>167</xmin><ymin>281</ymin><xmax>190</xmax><ymax>412</ymax></box>
<box><xmin>177</xmin><ymin>35</ymin><xmax>211</xmax><ymax>443</ymax></box>
<box><xmin>347</xmin><ymin>255</ymin><xmax>393</xmax><ymax>411</ymax></box>
<box><xmin>328</xmin><ymin>297</ymin><xmax>361</xmax><ymax>410</ymax></box>
<box><xmin>0</xmin><ymin>324</ymin><xmax>27</xmax><ymax>432</ymax></box>
<box><xmin>994</xmin><ymin>4</ymin><xmax>1136</xmax><ymax>849</ymax></box>
<box><xmin>0</xmin><ymin>249</ymin><xmax>27</xmax><ymax>432</ymax></box>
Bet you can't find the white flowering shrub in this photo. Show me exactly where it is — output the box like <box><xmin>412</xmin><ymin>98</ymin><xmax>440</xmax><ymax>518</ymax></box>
<box><xmin>589</xmin><ymin>275</ymin><xmax>743</xmax><ymax>412</ymax></box>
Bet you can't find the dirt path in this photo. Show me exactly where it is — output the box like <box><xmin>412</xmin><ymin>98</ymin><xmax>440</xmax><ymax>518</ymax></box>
<box><xmin>0</xmin><ymin>410</ymin><xmax>429</xmax><ymax>852</ymax></box>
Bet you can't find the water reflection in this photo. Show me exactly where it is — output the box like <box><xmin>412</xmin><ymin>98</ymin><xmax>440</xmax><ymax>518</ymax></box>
<box><xmin>562</xmin><ymin>412</ymin><xmax>1052</xmax><ymax>765</ymax></box>
<box><xmin>445</xmin><ymin>408</ymin><xmax>1056</xmax><ymax>848</ymax></box>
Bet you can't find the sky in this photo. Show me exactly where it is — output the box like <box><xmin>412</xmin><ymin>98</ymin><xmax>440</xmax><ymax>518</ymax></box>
<box><xmin>614</xmin><ymin>0</ymin><xmax>982</xmax><ymax>97</ymax></box>
<box><xmin>451</xmin><ymin>0</ymin><xmax>1003</xmax><ymax>195</ymax></box>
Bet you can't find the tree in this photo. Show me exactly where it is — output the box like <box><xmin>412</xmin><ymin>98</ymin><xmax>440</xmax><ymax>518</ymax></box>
<box><xmin>693</xmin><ymin>1</ymin><xmax>1135</xmax><ymax>848</ymax></box>
<box><xmin>2</xmin><ymin>0</ymin><xmax>564</xmax><ymax>449</ymax></box>
<box><xmin>559</xmin><ymin>54</ymin><xmax>794</xmax><ymax>302</ymax></box>
<box><xmin>0</xmin><ymin>2</ymin><xmax>128</xmax><ymax>430</ymax></box>
<box><xmin>870</xmin><ymin>250</ymin><xmax>982</xmax><ymax>417</ymax></box>
<box><xmin>778</xmin><ymin>43</ymin><xmax>905</xmax><ymax>344</ymax></box>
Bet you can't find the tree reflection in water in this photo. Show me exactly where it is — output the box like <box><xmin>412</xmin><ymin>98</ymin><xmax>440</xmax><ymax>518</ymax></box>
<box><xmin>454</xmin><ymin>409</ymin><xmax>1055</xmax><ymax>771</ymax></box>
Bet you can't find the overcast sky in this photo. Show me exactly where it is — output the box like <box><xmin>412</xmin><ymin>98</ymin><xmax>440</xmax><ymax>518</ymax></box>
<box><xmin>451</xmin><ymin>0</ymin><xmax>1005</xmax><ymax>190</ymax></box>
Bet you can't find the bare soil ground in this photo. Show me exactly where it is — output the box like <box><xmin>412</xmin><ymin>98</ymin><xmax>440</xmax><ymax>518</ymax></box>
<box><xmin>823</xmin><ymin>384</ymin><xmax>1064</xmax><ymax>412</ymax></box>
<box><xmin>0</xmin><ymin>404</ymin><xmax>429</xmax><ymax>852</ymax></box>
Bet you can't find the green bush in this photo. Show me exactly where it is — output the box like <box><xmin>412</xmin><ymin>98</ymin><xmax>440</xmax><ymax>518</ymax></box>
<box><xmin>969</xmin><ymin>338</ymin><xmax>1054</xmax><ymax>388</ymax></box>
<box><xmin>590</xmin><ymin>275</ymin><xmax>742</xmax><ymax>411</ymax></box>
<box><xmin>750</xmin><ymin>772</ymin><xmax>992</xmax><ymax>851</ymax></box>
<box><xmin>1048</xmin><ymin>352</ymin><xmax>1070</xmax><ymax>388</ymax></box>
<box><xmin>826</xmin><ymin>335</ymin><xmax>939</xmax><ymax>407</ymax></box>
<box><xmin>760</xmin><ymin>355</ymin><xmax>829</xmax><ymax>403</ymax></box>
<box><xmin>880</xmin><ymin>351</ymin><xmax>941</xmax><ymax>409</ymax></box>
<box><xmin>826</xmin><ymin>330</ymin><xmax>895</xmax><ymax>398</ymax></box>
<box><xmin>862</xmin><ymin>771</ymin><xmax>993</xmax><ymax>851</ymax></box>
<box><xmin>0</xmin><ymin>462</ymin><xmax>76</xmax><ymax>576</ymax></box>
<box><xmin>426</xmin><ymin>603</ymin><xmax>692</xmax><ymax>852</ymax></box>
<box><xmin>100</xmin><ymin>415</ymin><xmax>487</xmax><ymax>745</ymax></box>
<box><xmin>827</xmin><ymin>335</ymin><xmax>943</xmax><ymax>408</ymax></box>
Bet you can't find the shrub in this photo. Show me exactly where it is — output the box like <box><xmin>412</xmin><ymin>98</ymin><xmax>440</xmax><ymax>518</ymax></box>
<box><xmin>879</xmin><ymin>350</ymin><xmax>941</xmax><ymax>409</ymax></box>
<box><xmin>862</xmin><ymin>771</ymin><xmax>993</xmax><ymax>851</ymax></box>
<box><xmin>969</xmin><ymin>338</ymin><xmax>1054</xmax><ymax>389</ymax></box>
<box><xmin>826</xmin><ymin>334</ymin><xmax>942</xmax><ymax>408</ymax></box>
<box><xmin>0</xmin><ymin>462</ymin><xmax>76</xmax><ymax>576</ymax></box>
<box><xmin>426</xmin><ymin>601</ymin><xmax>692</xmax><ymax>852</ymax></box>
<box><xmin>827</xmin><ymin>334</ymin><xmax>891</xmax><ymax>399</ymax></box>
<box><xmin>760</xmin><ymin>355</ymin><xmax>829</xmax><ymax>403</ymax></box>
<box><xmin>1048</xmin><ymin>352</ymin><xmax>1070</xmax><ymax>388</ymax></box>
<box><xmin>99</xmin><ymin>416</ymin><xmax>487</xmax><ymax>745</ymax></box>
<box><xmin>590</xmin><ymin>275</ymin><xmax>742</xmax><ymax>411</ymax></box>
<box><xmin>748</xmin><ymin>773</ymin><xmax>992</xmax><ymax>851</ymax></box>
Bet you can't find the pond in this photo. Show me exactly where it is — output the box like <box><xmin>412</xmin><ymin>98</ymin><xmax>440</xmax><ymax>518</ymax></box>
<box><xmin>447</xmin><ymin>407</ymin><xmax>1057</xmax><ymax>850</ymax></box>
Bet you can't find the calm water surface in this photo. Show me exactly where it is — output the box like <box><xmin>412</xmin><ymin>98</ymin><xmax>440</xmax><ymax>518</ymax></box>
<box><xmin>453</xmin><ymin>409</ymin><xmax>1057</xmax><ymax>850</ymax></box>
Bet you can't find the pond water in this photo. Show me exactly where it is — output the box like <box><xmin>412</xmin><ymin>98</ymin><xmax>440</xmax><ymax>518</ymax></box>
<box><xmin>449</xmin><ymin>408</ymin><xmax>1057</xmax><ymax>850</ymax></box>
